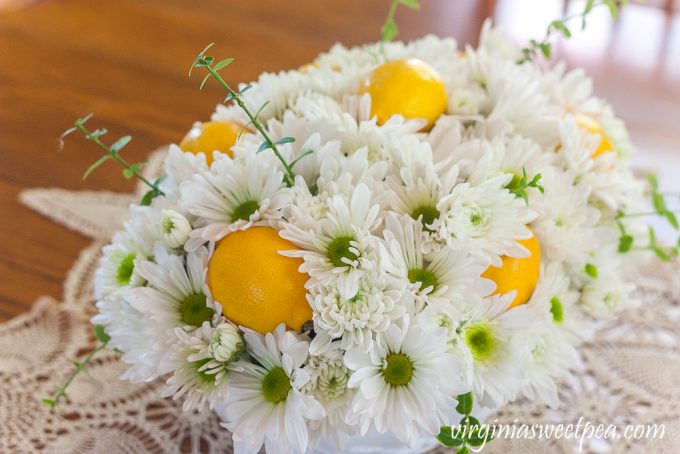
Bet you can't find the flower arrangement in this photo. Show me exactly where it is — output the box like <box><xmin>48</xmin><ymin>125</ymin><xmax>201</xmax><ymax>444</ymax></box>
<box><xmin>47</xmin><ymin>1</ymin><xmax>680</xmax><ymax>453</ymax></box>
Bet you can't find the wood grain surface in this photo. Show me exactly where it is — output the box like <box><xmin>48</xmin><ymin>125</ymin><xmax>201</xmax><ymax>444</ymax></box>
<box><xmin>0</xmin><ymin>0</ymin><xmax>491</xmax><ymax>321</ymax></box>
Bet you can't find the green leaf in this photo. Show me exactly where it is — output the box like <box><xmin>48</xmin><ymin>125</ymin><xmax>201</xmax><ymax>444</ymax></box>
<box><xmin>585</xmin><ymin>263</ymin><xmax>598</xmax><ymax>278</ymax></box>
<box><xmin>647</xmin><ymin>173</ymin><xmax>659</xmax><ymax>191</ymax></box>
<box><xmin>653</xmin><ymin>246</ymin><xmax>670</xmax><ymax>262</ymax></box>
<box><xmin>652</xmin><ymin>193</ymin><xmax>667</xmax><ymax>214</ymax></box>
<box><xmin>122</xmin><ymin>163</ymin><xmax>143</xmax><ymax>179</ymax></box>
<box><xmin>399</xmin><ymin>0</ymin><xmax>420</xmax><ymax>9</ymax></box>
<box><xmin>664</xmin><ymin>211</ymin><xmax>679</xmax><ymax>230</ymax></box>
<box><xmin>82</xmin><ymin>155</ymin><xmax>111</xmax><ymax>180</ymax></box>
<box><xmin>42</xmin><ymin>398</ymin><xmax>56</xmax><ymax>408</ymax></box>
<box><xmin>275</xmin><ymin>136</ymin><xmax>295</xmax><ymax>146</ymax></box>
<box><xmin>382</xmin><ymin>19</ymin><xmax>398</xmax><ymax>42</ymax></box>
<box><xmin>110</xmin><ymin>135</ymin><xmax>132</xmax><ymax>153</ymax></box>
<box><xmin>199</xmin><ymin>73</ymin><xmax>212</xmax><ymax>90</ymax></box>
<box><xmin>648</xmin><ymin>226</ymin><xmax>657</xmax><ymax>246</ymax></box>
<box><xmin>550</xmin><ymin>20</ymin><xmax>572</xmax><ymax>37</ymax></box>
<box><xmin>257</xmin><ymin>141</ymin><xmax>272</xmax><ymax>154</ymax></box>
<box><xmin>455</xmin><ymin>392</ymin><xmax>473</xmax><ymax>416</ymax></box>
<box><xmin>584</xmin><ymin>0</ymin><xmax>596</xmax><ymax>14</ymax></box>
<box><xmin>539</xmin><ymin>42</ymin><xmax>552</xmax><ymax>59</ymax></box>
<box><xmin>94</xmin><ymin>325</ymin><xmax>111</xmax><ymax>343</ymax></box>
<box><xmin>457</xmin><ymin>446</ymin><xmax>470</xmax><ymax>454</ymax></box>
<box><xmin>75</xmin><ymin>113</ymin><xmax>94</xmax><ymax>127</ymax></box>
<box><xmin>618</xmin><ymin>234</ymin><xmax>634</xmax><ymax>253</ymax></box>
<box><xmin>140</xmin><ymin>189</ymin><xmax>158</xmax><ymax>206</ymax></box>
<box><xmin>603</xmin><ymin>0</ymin><xmax>619</xmax><ymax>18</ymax></box>
<box><xmin>86</xmin><ymin>128</ymin><xmax>108</xmax><ymax>139</ymax></box>
<box><xmin>436</xmin><ymin>426</ymin><xmax>464</xmax><ymax>448</ymax></box>
<box><xmin>239</xmin><ymin>84</ymin><xmax>253</xmax><ymax>95</ymax></box>
<box><xmin>213</xmin><ymin>57</ymin><xmax>235</xmax><ymax>71</ymax></box>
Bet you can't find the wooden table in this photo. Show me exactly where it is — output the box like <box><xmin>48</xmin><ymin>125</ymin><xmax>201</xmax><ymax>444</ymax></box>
<box><xmin>0</xmin><ymin>0</ymin><xmax>491</xmax><ymax>321</ymax></box>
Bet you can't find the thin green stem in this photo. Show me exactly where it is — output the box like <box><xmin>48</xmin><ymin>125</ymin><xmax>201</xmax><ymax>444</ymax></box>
<box><xmin>619</xmin><ymin>210</ymin><xmax>680</xmax><ymax>219</ymax></box>
<box><xmin>74</xmin><ymin>124</ymin><xmax>157</xmax><ymax>190</ymax></box>
<box><xmin>204</xmin><ymin>65</ymin><xmax>296</xmax><ymax>186</ymax></box>
<box><xmin>45</xmin><ymin>340</ymin><xmax>108</xmax><ymax>408</ymax></box>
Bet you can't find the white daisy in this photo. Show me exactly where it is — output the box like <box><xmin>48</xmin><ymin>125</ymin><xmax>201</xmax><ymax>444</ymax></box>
<box><xmin>94</xmin><ymin>205</ymin><xmax>161</xmax><ymax>299</ymax></box>
<box><xmin>221</xmin><ymin>324</ymin><xmax>325</xmax><ymax>454</ymax></box>
<box><xmin>531</xmin><ymin>169</ymin><xmax>600</xmax><ymax>266</ymax></box>
<box><xmin>520</xmin><ymin>321</ymin><xmax>579</xmax><ymax>408</ymax></box>
<box><xmin>180</xmin><ymin>152</ymin><xmax>290</xmax><ymax>250</ymax></box>
<box><xmin>125</xmin><ymin>244</ymin><xmax>216</xmax><ymax>360</ymax></box>
<box><xmin>159</xmin><ymin>144</ymin><xmax>209</xmax><ymax>202</ymax></box>
<box><xmin>433</xmin><ymin>294</ymin><xmax>536</xmax><ymax>408</ymax></box>
<box><xmin>280</xmin><ymin>183</ymin><xmax>380</xmax><ymax>299</ymax></box>
<box><xmin>381</xmin><ymin>213</ymin><xmax>494</xmax><ymax>310</ymax></box>
<box><xmin>345</xmin><ymin>314</ymin><xmax>467</xmax><ymax>446</ymax></box>
<box><xmin>162</xmin><ymin>322</ymin><xmax>244</xmax><ymax>411</ymax></box>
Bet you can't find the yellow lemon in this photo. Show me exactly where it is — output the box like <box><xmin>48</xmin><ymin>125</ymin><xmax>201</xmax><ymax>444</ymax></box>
<box><xmin>179</xmin><ymin>120</ymin><xmax>242</xmax><ymax>164</ymax></box>
<box><xmin>360</xmin><ymin>59</ymin><xmax>447</xmax><ymax>131</ymax></box>
<box><xmin>573</xmin><ymin>113</ymin><xmax>613</xmax><ymax>158</ymax></box>
<box><xmin>207</xmin><ymin>227</ymin><xmax>311</xmax><ymax>333</ymax></box>
<box><xmin>482</xmin><ymin>234</ymin><xmax>541</xmax><ymax>310</ymax></box>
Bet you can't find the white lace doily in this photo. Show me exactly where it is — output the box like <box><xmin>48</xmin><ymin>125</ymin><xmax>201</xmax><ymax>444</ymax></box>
<box><xmin>2</xmin><ymin>149</ymin><xmax>679</xmax><ymax>454</ymax></box>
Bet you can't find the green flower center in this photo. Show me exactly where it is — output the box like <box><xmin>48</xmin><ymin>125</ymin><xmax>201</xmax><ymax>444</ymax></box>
<box><xmin>116</xmin><ymin>253</ymin><xmax>136</xmax><ymax>285</ymax></box>
<box><xmin>262</xmin><ymin>366</ymin><xmax>292</xmax><ymax>404</ymax></box>
<box><xmin>381</xmin><ymin>353</ymin><xmax>414</xmax><ymax>387</ymax></box>
<box><xmin>327</xmin><ymin>236</ymin><xmax>358</xmax><ymax>268</ymax></box>
<box><xmin>411</xmin><ymin>205</ymin><xmax>440</xmax><ymax>229</ymax></box>
<box><xmin>161</xmin><ymin>217</ymin><xmax>175</xmax><ymax>234</ymax></box>
<box><xmin>465</xmin><ymin>323</ymin><xmax>497</xmax><ymax>361</ymax></box>
<box><xmin>407</xmin><ymin>268</ymin><xmax>438</xmax><ymax>292</ymax></box>
<box><xmin>180</xmin><ymin>293</ymin><xmax>214</xmax><ymax>327</ymax></box>
<box><xmin>231</xmin><ymin>200</ymin><xmax>260</xmax><ymax>222</ymax></box>
<box><xmin>192</xmin><ymin>358</ymin><xmax>215</xmax><ymax>385</ymax></box>
<box><xmin>550</xmin><ymin>296</ymin><xmax>564</xmax><ymax>324</ymax></box>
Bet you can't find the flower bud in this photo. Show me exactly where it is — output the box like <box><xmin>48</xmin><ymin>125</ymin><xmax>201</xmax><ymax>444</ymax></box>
<box><xmin>209</xmin><ymin>322</ymin><xmax>244</xmax><ymax>363</ymax></box>
<box><xmin>160</xmin><ymin>210</ymin><xmax>192</xmax><ymax>248</ymax></box>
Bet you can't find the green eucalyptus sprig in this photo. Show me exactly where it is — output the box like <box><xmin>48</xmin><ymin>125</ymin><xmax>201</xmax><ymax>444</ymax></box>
<box><xmin>616</xmin><ymin>174</ymin><xmax>680</xmax><ymax>261</ymax></box>
<box><xmin>61</xmin><ymin>115</ymin><xmax>165</xmax><ymax>206</ymax></box>
<box><xmin>190</xmin><ymin>44</ymin><xmax>297</xmax><ymax>187</ymax></box>
<box><xmin>506</xmin><ymin>167</ymin><xmax>544</xmax><ymax>205</ymax></box>
<box><xmin>42</xmin><ymin>325</ymin><xmax>111</xmax><ymax>409</ymax></box>
<box><xmin>437</xmin><ymin>392</ymin><xmax>494</xmax><ymax>453</ymax></box>
<box><xmin>381</xmin><ymin>0</ymin><xmax>420</xmax><ymax>43</ymax></box>
<box><xmin>519</xmin><ymin>0</ymin><xmax>628</xmax><ymax>63</ymax></box>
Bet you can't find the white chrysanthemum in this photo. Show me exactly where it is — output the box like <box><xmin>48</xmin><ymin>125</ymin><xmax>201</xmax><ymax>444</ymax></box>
<box><xmin>381</xmin><ymin>213</ymin><xmax>494</xmax><ymax>310</ymax></box>
<box><xmin>304</xmin><ymin>346</ymin><xmax>356</xmax><ymax>450</ymax></box>
<box><xmin>280</xmin><ymin>183</ymin><xmax>380</xmax><ymax>299</ymax></box>
<box><xmin>125</xmin><ymin>245</ymin><xmax>216</xmax><ymax>360</ymax></box>
<box><xmin>527</xmin><ymin>262</ymin><xmax>594</xmax><ymax>344</ymax></box>
<box><xmin>520</xmin><ymin>321</ymin><xmax>579</xmax><ymax>408</ymax></box>
<box><xmin>221</xmin><ymin>325</ymin><xmax>325</xmax><ymax>454</ymax></box>
<box><xmin>345</xmin><ymin>314</ymin><xmax>466</xmax><ymax>446</ymax></box>
<box><xmin>433</xmin><ymin>295</ymin><xmax>536</xmax><ymax>408</ymax></box>
<box><xmin>435</xmin><ymin>176</ymin><xmax>536</xmax><ymax>266</ymax></box>
<box><xmin>579</xmin><ymin>264</ymin><xmax>638</xmax><ymax>319</ymax></box>
<box><xmin>180</xmin><ymin>152</ymin><xmax>290</xmax><ymax>250</ymax></box>
<box><xmin>162</xmin><ymin>322</ymin><xmax>243</xmax><ymax>411</ymax></box>
<box><xmin>92</xmin><ymin>293</ymin><xmax>165</xmax><ymax>383</ymax></box>
<box><xmin>531</xmin><ymin>169</ymin><xmax>601</xmax><ymax>266</ymax></box>
<box><xmin>159</xmin><ymin>145</ymin><xmax>209</xmax><ymax>201</ymax></box>
<box><xmin>308</xmin><ymin>268</ymin><xmax>408</xmax><ymax>354</ymax></box>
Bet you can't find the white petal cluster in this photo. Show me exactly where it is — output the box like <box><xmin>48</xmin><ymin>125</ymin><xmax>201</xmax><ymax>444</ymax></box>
<box><xmin>93</xmin><ymin>24</ymin><xmax>649</xmax><ymax>452</ymax></box>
